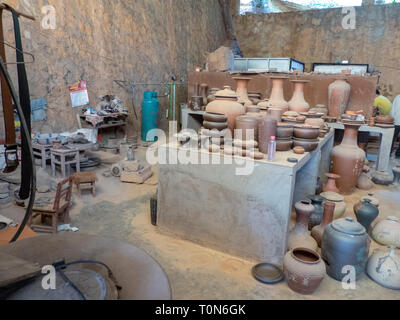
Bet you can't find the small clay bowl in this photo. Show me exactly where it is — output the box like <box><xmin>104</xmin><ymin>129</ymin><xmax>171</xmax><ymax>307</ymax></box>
<box><xmin>293</xmin><ymin>138</ymin><xmax>319</xmax><ymax>152</ymax></box>
<box><xmin>203</xmin><ymin>121</ymin><xmax>228</xmax><ymax>131</ymax></box>
<box><xmin>293</xmin><ymin>146</ymin><xmax>305</xmax><ymax>155</ymax></box>
<box><xmin>293</xmin><ymin>125</ymin><xmax>320</xmax><ymax>140</ymax></box>
<box><xmin>276</xmin><ymin>138</ymin><xmax>293</xmax><ymax>152</ymax></box>
<box><xmin>203</xmin><ymin>112</ymin><xmax>228</xmax><ymax>123</ymax></box>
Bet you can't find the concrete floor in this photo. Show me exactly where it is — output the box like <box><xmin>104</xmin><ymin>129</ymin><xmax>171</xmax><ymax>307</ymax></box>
<box><xmin>1</xmin><ymin>147</ymin><xmax>400</xmax><ymax>300</ymax></box>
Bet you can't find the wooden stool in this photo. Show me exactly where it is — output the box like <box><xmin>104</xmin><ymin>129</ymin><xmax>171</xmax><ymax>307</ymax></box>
<box><xmin>51</xmin><ymin>148</ymin><xmax>80</xmax><ymax>177</ymax></box>
<box><xmin>32</xmin><ymin>142</ymin><xmax>52</xmax><ymax>169</ymax></box>
<box><xmin>73</xmin><ymin>172</ymin><xmax>97</xmax><ymax>197</ymax></box>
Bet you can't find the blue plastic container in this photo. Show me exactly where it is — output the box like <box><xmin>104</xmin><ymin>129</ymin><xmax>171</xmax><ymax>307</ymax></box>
<box><xmin>141</xmin><ymin>91</ymin><xmax>159</xmax><ymax>142</ymax></box>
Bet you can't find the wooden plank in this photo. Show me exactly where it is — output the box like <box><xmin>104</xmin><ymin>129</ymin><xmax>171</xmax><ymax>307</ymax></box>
<box><xmin>0</xmin><ymin>253</ymin><xmax>41</xmax><ymax>287</ymax></box>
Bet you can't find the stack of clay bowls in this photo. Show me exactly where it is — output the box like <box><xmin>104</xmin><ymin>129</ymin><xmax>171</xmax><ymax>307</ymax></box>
<box><xmin>375</xmin><ymin>115</ymin><xmax>395</xmax><ymax>128</ymax></box>
<box><xmin>293</xmin><ymin>125</ymin><xmax>320</xmax><ymax>152</ymax></box>
<box><xmin>282</xmin><ymin>111</ymin><xmax>306</xmax><ymax>125</ymax></box>
<box><xmin>202</xmin><ymin>112</ymin><xmax>229</xmax><ymax>146</ymax></box>
<box><xmin>276</xmin><ymin>122</ymin><xmax>294</xmax><ymax>152</ymax></box>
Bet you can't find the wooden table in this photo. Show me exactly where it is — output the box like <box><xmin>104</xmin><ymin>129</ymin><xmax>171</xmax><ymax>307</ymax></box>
<box><xmin>51</xmin><ymin>148</ymin><xmax>80</xmax><ymax>177</ymax></box>
<box><xmin>32</xmin><ymin>142</ymin><xmax>52</xmax><ymax>169</ymax></box>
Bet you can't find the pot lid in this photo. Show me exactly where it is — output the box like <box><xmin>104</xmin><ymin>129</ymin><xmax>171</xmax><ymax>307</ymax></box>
<box><xmin>320</xmin><ymin>191</ymin><xmax>344</xmax><ymax>202</ymax></box>
<box><xmin>252</xmin><ymin>263</ymin><xmax>284</xmax><ymax>284</ymax></box>
<box><xmin>332</xmin><ymin>217</ymin><xmax>366</xmax><ymax>236</ymax></box>
<box><xmin>277</xmin><ymin>122</ymin><xmax>294</xmax><ymax>128</ymax></box>
<box><xmin>215</xmin><ymin>86</ymin><xmax>238</xmax><ymax>98</ymax></box>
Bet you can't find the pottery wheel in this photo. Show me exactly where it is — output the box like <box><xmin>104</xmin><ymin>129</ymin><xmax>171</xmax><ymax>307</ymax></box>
<box><xmin>252</xmin><ymin>263</ymin><xmax>284</xmax><ymax>284</ymax></box>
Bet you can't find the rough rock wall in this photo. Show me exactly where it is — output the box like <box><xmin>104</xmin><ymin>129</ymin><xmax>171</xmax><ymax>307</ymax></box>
<box><xmin>0</xmin><ymin>0</ymin><xmax>227</xmax><ymax>139</ymax></box>
<box><xmin>234</xmin><ymin>4</ymin><xmax>400</xmax><ymax>100</ymax></box>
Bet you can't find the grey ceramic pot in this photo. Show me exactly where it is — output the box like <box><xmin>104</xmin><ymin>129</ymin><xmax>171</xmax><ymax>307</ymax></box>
<box><xmin>353</xmin><ymin>199</ymin><xmax>379</xmax><ymax>232</ymax></box>
<box><xmin>322</xmin><ymin>217</ymin><xmax>370</xmax><ymax>282</ymax></box>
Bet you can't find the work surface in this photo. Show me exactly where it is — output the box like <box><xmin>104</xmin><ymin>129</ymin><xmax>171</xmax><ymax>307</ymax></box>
<box><xmin>157</xmin><ymin>132</ymin><xmax>334</xmax><ymax>264</ymax></box>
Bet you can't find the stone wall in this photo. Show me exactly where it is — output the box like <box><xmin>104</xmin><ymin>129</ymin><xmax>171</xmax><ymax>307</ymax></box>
<box><xmin>234</xmin><ymin>4</ymin><xmax>400</xmax><ymax>100</ymax></box>
<box><xmin>0</xmin><ymin>0</ymin><xmax>227</xmax><ymax>140</ymax></box>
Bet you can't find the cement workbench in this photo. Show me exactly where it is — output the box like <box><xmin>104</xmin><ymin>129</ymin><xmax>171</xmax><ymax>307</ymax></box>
<box><xmin>327</xmin><ymin>123</ymin><xmax>395</xmax><ymax>173</ymax></box>
<box><xmin>157</xmin><ymin>131</ymin><xmax>334</xmax><ymax>265</ymax></box>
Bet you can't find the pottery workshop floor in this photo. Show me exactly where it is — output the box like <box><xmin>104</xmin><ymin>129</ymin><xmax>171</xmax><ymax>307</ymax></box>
<box><xmin>1</xmin><ymin>148</ymin><xmax>400</xmax><ymax>300</ymax></box>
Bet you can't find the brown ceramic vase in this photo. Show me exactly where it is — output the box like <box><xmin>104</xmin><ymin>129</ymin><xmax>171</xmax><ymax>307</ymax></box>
<box><xmin>268</xmin><ymin>77</ymin><xmax>289</xmax><ymax>111</ymax></box>
<box><xmin>323</xmin><ymin>173</ymin><xmax>340</xmax><ymax>193</ymax></box>
<box><xmin>288</xmin><ymin>80</ymin><xmax>310</xmax><ymax>113</ymax></box>
<box><xmin>328</xmin><ymin>77</ymin><xmax>351</xmax><ymax>117</ymax></box>
<box><xmin>233</xmin><ymin>77</ymin><xmax>252</xmax><ymax>109</ymax></box>
<box><xmin>311</xmin><ymin>201</ymin><xmax>336</xmax><ymax>248</ymax></box>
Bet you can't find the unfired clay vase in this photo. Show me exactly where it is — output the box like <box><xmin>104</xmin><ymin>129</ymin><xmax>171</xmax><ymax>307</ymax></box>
<box><xmin>288</xmin><ymin>200</ymin><xmax>318</xmax><ymax>252</ymax></box>
<box><xmin>233</xmin><ymin>77</ymin><xmax>253</xmax><ymax>109</ymax></box>
<box><xmin>283</xmin><ymin>248</ymin><xmax>326</xmax><ymax>295</ymax></box>
<box><xmin>328</xmin><ymin>77</ymin><xmax>351</xmax><ymax>117</ymax></box>
<box><xmin>320</xmin><ymin>191</ymin><xmax>347</xmax><ymax>219</ymax></box>
<box><xmin>258</xmin><ymin>116</ymin><xmax>277</xmax><ymax>155</ymax></box>
<box><xmin>367</xmin><ymin>247</ymin><xmax>400</xmax><ymax>290</ymax></box>
<box><xmin>331</xmin><ymin>123</ymin><xmax>366</xmax><ymax>194</ymax></box>
<box><xmin>288</xmin><ymin>80</ymin><xmax>311</xmax><ymax>113</ymax></box>
<box><xmin>372</xmin><ymin>217</ymin><xmax>400</xmax><ymax>248</ymax></box>
<box><xmin>206</xmin><ymin>86</ymin><xmax>245</xmax><ymax>133</ymax></box>
<box><xmin>268</xmin><ymin>77</ymin><xmax>289</xmax><ymax>111</ymax></box>
<box><xmin>312</xmin><ymin>201</ymin><xmax>335</xmax><ymax>248</ymax></box>
<box><xmin>323</xmin><ymin>173</ymin><xmax>340</xmax><ymax>194</ymax></box>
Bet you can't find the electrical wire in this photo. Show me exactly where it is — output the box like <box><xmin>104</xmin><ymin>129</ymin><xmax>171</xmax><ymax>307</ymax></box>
<box><xmin>0</xmin><ymin>55</ymin><xmax>36</xmax><ymax>243</ymax></box>
<box><xmin>58</xmin><ymin>270</ymin><xmax>86</xmax><ymax>301</ymax></box>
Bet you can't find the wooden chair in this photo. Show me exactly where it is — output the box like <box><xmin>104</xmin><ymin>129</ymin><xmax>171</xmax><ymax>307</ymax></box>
<box><xmin>28</xmin><ymin>176</ymin><xmax>73</xmax><ymax>234</ymax></box>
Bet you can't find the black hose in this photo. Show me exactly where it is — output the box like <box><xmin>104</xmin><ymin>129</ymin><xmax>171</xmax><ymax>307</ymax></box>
<box><xmin>0</xmin><ymin>56</ymin><xmax>36</xmax><ymax>243</ymax></box>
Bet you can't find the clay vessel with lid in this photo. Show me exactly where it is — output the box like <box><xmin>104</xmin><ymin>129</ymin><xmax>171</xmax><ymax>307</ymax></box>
<box><xmin>267</xmin><ymin>76</ymin><xmax>289</xmax><ymax>111</ymax></box>
<box><xmin>322</xmin><ymin>217</ymin><xmax>370</xmax><ymax>281</ymax></box>
<box><xmin>283</xmin><ymin>248</ymin><xmax>326</xmax><ymax>295</ymax></box>
<box><xmin>233</xmin><ymin>77</ymin><xmax>253</xmax><ymax>109</ymax></box>
<box><xmin>312</xmin><ymin>201</ymin><xmax>335</xmax><ymax>247</ymax></box>
<box><xmin>354</xmin><ymin>199</ymin><xmax>379</xmax><ymax>232</ymax></box>
<box><xmin>323</xmin><ymin>173</ymin><xmax>340</xmax><ymax>193</ymax></box>
<box><xmin>288</xmin><ymin>200</ymin><xmax>318</xmax><ymax>252</ymax></box>
<box><xmin>258</xmin><ymin>116</ymin><xmax>277</xmax><ymax>154</ymax></box>
<box><xmin>320</xmin><ymin>191</ymin><xmax>347</xmax><ymax>219</ymax></box>
<box><xmin>331</xmin><ymin>123</ymin><xmax>366</xmax><ymax>194</ymax></box>
<box><xmin>328</xmin><ymin>76</ymin><xmax>351</xmax><ymax>117</ymax></box>
<box><xmin>372</xmin><ymin>216</ymin><xmax>400</xmax><ymax>248</ymax></box>
<box><xmin>288</xmin><ymin>80</ymin><xmax>311</xmax><ymax>113</ymax></box>
<box><xmin>308</xmin><ymin>195</ymin><xmax>326</xmax><ymax>230</ymax></box>
<box><xmin>367</xmin><ymin>247</ymin><xmax>400</xmax><ymax>290</ymax></box>
<box><xmin>206</xmin><ymin>86</ymin><xmax>245</xmax><ymax>134</ymax></box>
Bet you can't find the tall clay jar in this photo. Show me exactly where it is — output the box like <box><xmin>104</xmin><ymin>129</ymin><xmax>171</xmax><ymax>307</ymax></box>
<box><xmin>322</xmin><ymin>217</ymin><xmax>370</xmax><ymax>281</ymax></box>
<box><xmin>331</xmin><ymin>123</ymin><xmax>366</xmax><ymax>194</ymax></box>
<box><xmin>284</xmin><ymin>248</ymin><xmax>326</xmax><ymax>295</ymax></box>
<box><xmin>328</xmin><ymin>76</ymin><xmax>351</xmax><ymax>117</ymax></box>
<box><xmin>312</xmin><ymin>201</ymin><xmax>336</xmax><ymax>248</ymax></box>
<box><xmin>288</xmin><ymin>80</ymin><xmax>311</xmax><ymax>113</ymax></box>
<box><xmin>206</xmin><ymin>86</ymin><xmax>245</xmax><ymax>134</ymax></box>
<box><xmin>258</xmin><ymin>116</ymin><xmax>277</xmax><ymax>154</ymax></box>
<box><xmin>268</xmin><ymin>76</ymin><xmax>289</xmax><ymax>111</ymax></box>
<box><xmin>233</xmin><ymin>77</ymin><xmax>253</xmax><ymax>109</ymax></box>
<box><xmin>288</xmin><ymin>200</ymin><xmax>318</xmax><ymax>252</ymax></box>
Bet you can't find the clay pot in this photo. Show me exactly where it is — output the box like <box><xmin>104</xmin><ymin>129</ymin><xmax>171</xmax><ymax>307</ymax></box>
<box><xmin>293</xmin><ymin>125</ymin><xmax>320</xmax><ymax>140</ymax></box>
<box><xmin>303</xmin><ymin>112</ymin><xmax>325</xmax><ymax>129</ymax></box>
<box><xmin>308</xmin><ymin>195</ymin><xmax>326</xmax><ymax>230</ymax></box>
<box><xmin>207</xmin><ymin>88</ymin><xmax>220</xmax><ymax>103</ymax></box>
<box><xmin>235</xmin><ymin>116</ymin><xmax>260</xmax><ymax>141</ymax></box>
<box><xmin>372</xmin><ymin>217</ymin><xmax>400</xmax><ymax>248</ymax></box>
<box><xmin>323</xmin><ymin>173</ymin><xmax>340</xmax><ymax>193</ymax></box>
<box><xmin>328</xmin><ymin>77</ymin><xmax>351</xmax><ymax>117</ymax></box>
<box><xmin>268</xmin><ymin>77</ymin><xmax>289</xmax><ymax>111</ymax></box>
<box><xmin>233</xmin><ymin>77</ymin><xmax>253</xmax><ymax>109</ymax></box>
<box><xmin>206</xmin><ymin>86</ymin><xmax>245</xmax><ymax>133</ymax></box>
<box><xmin>312</xmin><ymin>201</ymin><xmax>335</xmax><ymax>248</ymax></box>
<box><xmin>268</xmin><ymin>108</ymin><xmax>283</xmax><ymax>123</ymax></box>
<box><xmin>283</xmin><ymin>248</ymin><xmax>326</xmax><ymax>295</ymax></box>
<box><xmin>293</xmin><ymin>138</ymin><xmax>319</xmax><ymax>152</ymax></box>
<box><xmin>288</xmin><ymin>200</ymin><xmax>318</xmax><ymax>252</ymax></box>
<box><xmin>367</xmin><ymin>247</ymin><xmax>400</xmax><ymax>290</ymax></box>
<box><xmin>276</xmin><ymin>138</ymin><xmax>293</xmax><ymax>152</ymax></box>
<box><xmin>331</xmin><ymin>123</ymin><xmax>366</xmax><ymax>194</ymax></box>
<box><xmin>354</xmin><ymin>199</ymin><xmax>380</xmax><ymax>232</ymax></box>
<box><xmin>258</xmin><ymin>116</ymin><xmax>277</xmax><ymax>154</ymax></box>
<box><xmin>357</xmin><ymin>172</ymin><xmax>374</xmax><ymax>190</ymax></box>
<box><xmin>293</xmin><ymin>146</ymin><xmax>305</xmax><ymax>155</ymax></box>
<box><xmin>320</xmin><ymin>191</ymin><xmax>347</xmax><ymax>219</ymax></box>
<box><xmin>200</xmin><ymin>83</ymin><xmax>208</xmax><ymax>106</ymax></box>
<box><xmin>322</xmin><ymin>217</ymin><xmax>370</xmax><ymax>281</ymax></box>
<box><xmin>203</xmin><ymin>112</ymin><xmax>228</xmax><ymax>123</ymax></box>
<box><xmin>203</xmin><ymin>121</ymin><xmax>228</xmax><ymax>131</ymax></box>
<box><xmin>288</xmin><ymin>80</ymin><xmax>311</xmax><ymax>113</ymax></box>
<box><xmin>277</xmin><ymin>123</ymin><xmax>294</xmax><ymax>139</ymax></box>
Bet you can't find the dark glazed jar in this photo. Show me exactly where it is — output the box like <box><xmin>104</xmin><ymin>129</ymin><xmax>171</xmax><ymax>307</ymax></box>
<box><xmin>308</xmin><ymin>195</ymin><xmax>326</xmax><ymax>230</ymax></box>
<box><xmin>322</xmin><ymin>217</ymin><xmax>370</xmax><ymax>281</ymax></box>
<box><xmin>354</xmin><ymin>199</ymin><xmax>380</xmax><ymax>232</ymax></box>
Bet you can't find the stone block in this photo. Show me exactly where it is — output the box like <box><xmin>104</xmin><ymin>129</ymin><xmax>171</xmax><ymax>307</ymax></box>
<box><xmin>121</xmin><ymin>166</ymin><xmax>153</xmax><ymax>184</ymax></box>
